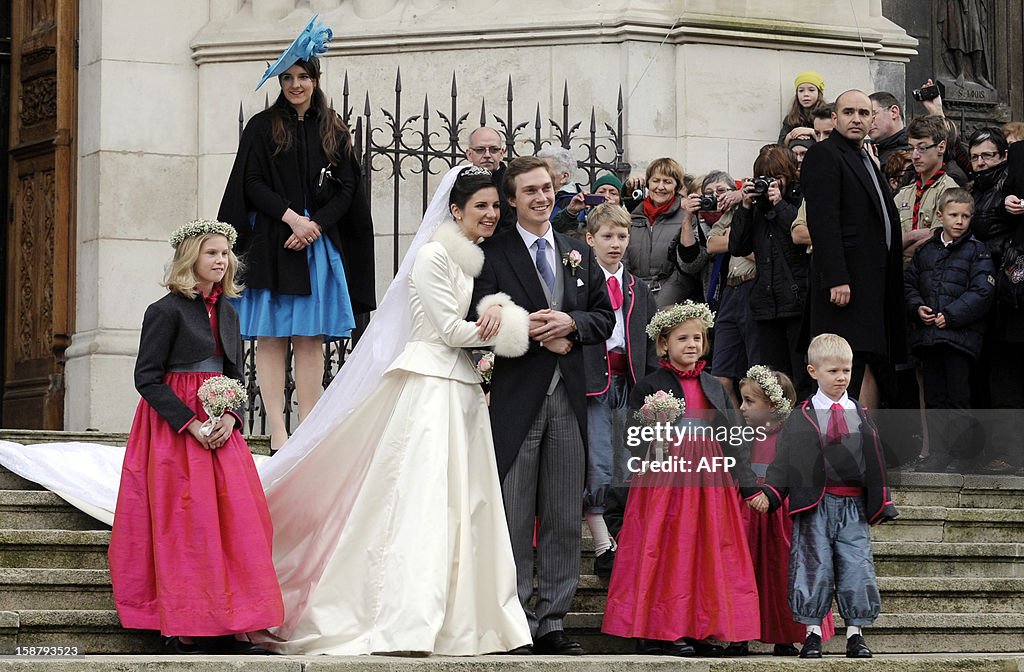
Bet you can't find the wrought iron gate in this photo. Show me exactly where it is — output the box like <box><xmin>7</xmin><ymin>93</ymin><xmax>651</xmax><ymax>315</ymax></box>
<box><xmin>237</xmin><ymin>69</ymin><xmax>631</xmax><ymax>434</ymax></box>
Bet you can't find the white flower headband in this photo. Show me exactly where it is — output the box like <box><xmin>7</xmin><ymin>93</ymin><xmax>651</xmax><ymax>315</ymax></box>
<box><xmin>170</xmin><ymin>219</ymin><xmax>237</xmax><ymax>249</ymax></box>
<box><xmin>745</xmin><ymin>364</ymin><xmax>793</xmax><ymax>418</ymax></box>
<box><xmin>645</xmin><ymin>300</ymin><xmax>716</xmax><ymax>341</ymax></box>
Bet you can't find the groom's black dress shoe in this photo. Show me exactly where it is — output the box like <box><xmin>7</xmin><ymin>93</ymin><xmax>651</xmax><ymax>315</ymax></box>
<box><xmin>533</xmin><ymin>631</ymin><xmax>585</xmax><ymax>655</ymax></box>
<box><xmin>799</xmin><ymin>633</ymin><xmax>822</xmax><ymax>658</ymax></box>
<box><xmin>846</xmin><ymin>634</ymin><xmax>873</xmax><ymax>658</ymax></box>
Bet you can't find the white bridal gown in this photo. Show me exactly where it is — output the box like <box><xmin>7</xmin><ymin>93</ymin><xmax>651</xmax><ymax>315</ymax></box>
<box><xmin>252</xmin><ymin>219</ymin><xmax>532</xmax><ymax>654</ymax></box>
<box><xmin>0</xmin><ymin>167</ymin><xmax>531</xmax><ymax>656</ymax></box>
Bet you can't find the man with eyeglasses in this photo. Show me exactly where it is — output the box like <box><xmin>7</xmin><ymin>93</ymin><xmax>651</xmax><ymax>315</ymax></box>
<box><xmin>466</xmin><ymin>126</ymin><xmax>517</xmax><ymax>231</ymax></box>
<box><xmin>801</xmin><ymin>89</ymin><xmax>905</xmax><ymax>411</ymax></box>
<box><xmin>896</xmin><ymin>116</ymin><xmax>959</xmax><ymax>262</ymax></box>
<box><xmin>868</xmin><ymin>92</ymin><xmax>909</xmax><ymax>167</ymax></box>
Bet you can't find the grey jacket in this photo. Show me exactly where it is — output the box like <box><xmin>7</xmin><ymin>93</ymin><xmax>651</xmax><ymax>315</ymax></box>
<box><xmin>134</xmin><ymin>292</ymin><xmax>244</xmax><ymax>432</ymax></box>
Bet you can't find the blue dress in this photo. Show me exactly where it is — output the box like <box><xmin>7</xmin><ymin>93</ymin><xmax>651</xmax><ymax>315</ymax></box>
<box><xmin>230</xmin><ymin>211</ymin><xmax>356</xmax><ymax>341</ymax></box>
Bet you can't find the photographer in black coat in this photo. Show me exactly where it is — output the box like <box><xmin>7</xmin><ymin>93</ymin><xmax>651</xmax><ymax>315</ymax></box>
<box><xmin>730</xmin><ymin>145</ymin><xmax>811</xmax><ymax>396</ymax></box>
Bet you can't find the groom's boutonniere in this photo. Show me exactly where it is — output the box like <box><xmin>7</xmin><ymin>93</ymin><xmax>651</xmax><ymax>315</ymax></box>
<box><xmin>562</xmin><ymin>249</ymin><xmax>582</xmax><ymax>276</ymax></box>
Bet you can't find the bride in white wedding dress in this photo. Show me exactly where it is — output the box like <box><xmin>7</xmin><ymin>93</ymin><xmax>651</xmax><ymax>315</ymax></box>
<box><xmin>0</xmin><ymin>165</ymin><xmax>533</xmax><ymax>655</ymax></box>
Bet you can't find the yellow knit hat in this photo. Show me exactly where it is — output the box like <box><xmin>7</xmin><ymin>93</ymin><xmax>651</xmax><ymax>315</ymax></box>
<box><xmin>794</xmin><ymin>71</ymin><xmax>824</xmax><ymax>95</ymax></box>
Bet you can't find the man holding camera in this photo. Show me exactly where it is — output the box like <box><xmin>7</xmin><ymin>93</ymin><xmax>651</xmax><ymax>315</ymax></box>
<box><xmin>801</xmin><ymin>89</ymin><xmax>905</xmax><ymax>408</ymax></box>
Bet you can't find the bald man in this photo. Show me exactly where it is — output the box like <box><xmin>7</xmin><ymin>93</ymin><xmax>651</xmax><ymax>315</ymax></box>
<box><xmin>466</xmin><ymin>126</ymin><xmax>517</xmax><ymax>231</ymax></box>
<box><xmin>801</xmin><ymin>89</ymin><xmax>905</xmax><ymax>407</ymax></box>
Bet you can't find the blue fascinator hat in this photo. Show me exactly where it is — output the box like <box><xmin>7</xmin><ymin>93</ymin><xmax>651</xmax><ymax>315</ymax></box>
<box><xmin>255</xmin><ymin>14</ymin><xmax>334</xmax><ymax>91</ymax></box>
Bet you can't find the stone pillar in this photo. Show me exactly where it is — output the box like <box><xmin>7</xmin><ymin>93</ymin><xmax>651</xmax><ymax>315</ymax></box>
<box><xmin>64</xmin><ymin>1</ymin><xmax>211</xmax><ymax>431</ymax></box>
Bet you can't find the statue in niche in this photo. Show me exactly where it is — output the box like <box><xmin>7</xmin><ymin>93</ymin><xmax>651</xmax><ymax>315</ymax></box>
<box><xmin>937</xmin><ymin>0</ymin><xmax>994</xmax><ymax>89</ymax></box>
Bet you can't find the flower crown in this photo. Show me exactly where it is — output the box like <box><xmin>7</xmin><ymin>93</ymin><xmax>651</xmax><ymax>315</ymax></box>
<box><xmin>745</xmin><ymin>365</ymin><xmax>793</xmax><ymax>418</ymax></box>
<box><xmin>645</xmin><ymin>301</ymin><xmax>716</xmax><ymax>341</ymax></box>
<box><xmin>170</xmin><ymin>219</ymin><xmax>237</xmax><ymax>249</ymax></box>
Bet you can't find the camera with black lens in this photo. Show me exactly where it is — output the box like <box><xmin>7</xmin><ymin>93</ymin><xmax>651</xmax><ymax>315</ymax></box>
<box><xmin>698</xmin><ymin>194</ymin><xmax>718</xmax><ymax>211</ymax></box>
<box><xmin>631</xmin><ymin>187</ymin><xmax>648</xmax><ymax>201</ymax></box>
<box><xmin>751</xmin><ymin>176</ymin><xmax>777</xmax><ymax>196</ymax></box>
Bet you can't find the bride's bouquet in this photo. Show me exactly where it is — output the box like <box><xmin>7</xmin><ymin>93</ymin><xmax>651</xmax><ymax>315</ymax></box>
<box><xmin>196</xmin><ymin>376</ymin><xmax>246</xmax><ymax>437</ymax></box>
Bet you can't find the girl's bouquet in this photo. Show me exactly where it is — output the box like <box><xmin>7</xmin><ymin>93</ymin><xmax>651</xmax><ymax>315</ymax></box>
<box><xmin>633</xmin><ymin>390</ymin><xmax>685</xmax><ymax>462</ymax></box>
<box><xmin>196</xmin><ymin>376</ymin><xmax>246</xmax><ymax>437</ymax></box>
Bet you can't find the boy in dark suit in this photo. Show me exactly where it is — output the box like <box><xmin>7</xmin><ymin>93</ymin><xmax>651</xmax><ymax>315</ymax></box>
<box><xmin>580</xmin><ymin>203</ymin><xmax>659</xmax><ymax>578</ymax></box>
<box><xmin>749</xmin><ymin>333</ymin><xmax>898</xmax><ymax>659</ymax></box>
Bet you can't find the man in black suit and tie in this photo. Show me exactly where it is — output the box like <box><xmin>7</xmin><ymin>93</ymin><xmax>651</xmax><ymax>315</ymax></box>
<box><xmin>471</xmin><ymin>156</ymin><xmax>615</xmax><ymax>655</ymax></box>
<box><xmin>801</xmin><ymin>89</ymin><xmax>906</xmax><ymax>407</ymax></box>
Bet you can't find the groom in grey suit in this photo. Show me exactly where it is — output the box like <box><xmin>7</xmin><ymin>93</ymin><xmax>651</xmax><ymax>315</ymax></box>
<box><xmin>471</xmin><ymin>156</ymin><xmax>615</xmax><ymax>655</ymax></box>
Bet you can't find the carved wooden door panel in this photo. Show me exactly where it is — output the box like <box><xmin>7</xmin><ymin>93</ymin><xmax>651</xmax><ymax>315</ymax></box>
<box><xmin>4</xmin><ymin>0</ymin><xmax>76</xmax><ymax>428</ymax></box>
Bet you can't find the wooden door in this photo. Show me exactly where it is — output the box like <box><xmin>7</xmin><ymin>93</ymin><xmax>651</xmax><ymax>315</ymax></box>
<box><xmin>3</xmin><ymin>0</ymin><xmax>76</xmax><ymax>428</ymax></box>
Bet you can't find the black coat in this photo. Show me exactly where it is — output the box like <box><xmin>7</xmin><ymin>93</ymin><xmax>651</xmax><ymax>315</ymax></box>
<box><xmin>218</xmin><ymin>103</ymin><xmax>376</xmax><ymax>313</ymax></box>
<box><xmin>729</xmin><ymin>192</ymin><xmax>808</xmax><ymax>320</ymax></box>
<box><xmin>876</xmin><ymin>127</ymin><xmax>909</xmax><ymax>168</ymax></box>
<box><xmin>801</xmin><ymin>132</ymin><xmax>906</xmax><ymax>359</ymax></box>
<box><xmin>583</xmin><ymin>272</ymin><xmax>659</xmax><ymax>395</ymax></box>
<box><xmin>628</xmin><ymin>366</ymin><xmax>758</xmax><ymax>497</ymax></box>
<box><xmin>970</xmin><ymin>161</ymin><xmax>1011</xmax><ymax>258</ymax></box>
<box><xmin>134</xmin><ymin>292</ymin><xmax>244</xmax><ymax>433</ymax></box>
<box><xmin>904</xmin><ymin>229</ymin><xmax>994</xmax><ymax>358</ymax></box>
<box><xmin>762</xmin><ymin>399</ymin><xmax>898</xmax><ymax>525</ymax></box>
<box><xmin>470</xmin><ymin>228</ymin><xmax>615</xmax><ymax>479</ymax></box>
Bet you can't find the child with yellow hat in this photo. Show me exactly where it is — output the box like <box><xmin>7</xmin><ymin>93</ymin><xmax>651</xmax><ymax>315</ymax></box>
<box><xmin>779</xmin><ymin>71</ymin><xmax>826</xmax><ymax>145</ymax></box>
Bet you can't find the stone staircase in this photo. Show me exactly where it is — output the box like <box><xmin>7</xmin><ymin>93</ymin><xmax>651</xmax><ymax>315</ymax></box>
<box><xmin>1</xmin><ymin>431</ymin><xmax>1023</xmax><ymax>658</ymax></box>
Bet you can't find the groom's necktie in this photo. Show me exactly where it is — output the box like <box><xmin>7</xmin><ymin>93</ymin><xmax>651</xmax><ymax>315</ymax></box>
<box><xmin>534</xmin><ymin>238</ymin><xmax>556</xmax><ymax>293</ymax></box>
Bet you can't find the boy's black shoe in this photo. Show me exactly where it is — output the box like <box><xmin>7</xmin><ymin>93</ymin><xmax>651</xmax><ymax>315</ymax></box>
<box><xmin>723</xmin><ymin>641</ymin><xmax>748</xmax><ymax>656</ymax></box>
<box><xmin>799</xmin><ymin>633</ymin><xmax>822</xmax><ymax>659</ymax></box>
<box><xmin>846</xmin><ymin>634</ymin><xmax>873</xmax><ymax>658</ymax></box>
<box><xmin>594</xmin><ymin>549</ymin><xmax>615</xmax><ymax>579</ymax></box>
<box><xmin>773</xmin><ymin>643</ymin><xmax>800</xmax><ymax>656</ymax></box>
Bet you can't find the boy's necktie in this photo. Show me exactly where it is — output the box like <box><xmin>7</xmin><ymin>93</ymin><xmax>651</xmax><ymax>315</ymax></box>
<box><xmin>606</xmin><ymin>276</ymin><xmax>623</xmax><ymax>310</ymax></box>
<box><xmin>826</xmin><ymin>402</ymin><xmax>851</xmax><ymax>444</ymax></box>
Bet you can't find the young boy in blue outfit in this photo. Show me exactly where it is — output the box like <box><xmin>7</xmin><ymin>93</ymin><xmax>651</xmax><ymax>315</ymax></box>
<box><xmin>581</xmin><ymin>203</ymin><xmax>659</xmax><ymax>578</ymax></box>
<box><xmin>749</xmin><ymin>333</ymin><xmax>898</xmax><ymax>659</ymax></box>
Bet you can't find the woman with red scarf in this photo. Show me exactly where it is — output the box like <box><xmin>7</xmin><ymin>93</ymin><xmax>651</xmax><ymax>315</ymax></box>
<box><xmin>625</xmin><ymin>158</ymin><xmax>706</xmax><ymax>307</ymax></box>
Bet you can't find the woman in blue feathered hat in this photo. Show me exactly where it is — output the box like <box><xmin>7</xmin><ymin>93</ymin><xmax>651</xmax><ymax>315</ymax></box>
<box><xmin>219</xmin><ymin>15</ymin><xmax>375</xmax><ymax>451</ymax></box>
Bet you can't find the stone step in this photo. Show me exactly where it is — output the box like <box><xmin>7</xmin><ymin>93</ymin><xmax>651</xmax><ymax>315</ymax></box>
<box><xmin>0</xmin><ymin>650</ymin><xmax>1021</xmax><ymax>670</ymax></box>
<box><xmin>872</xmin><ymin>541</ymin><xmax>1024</xmax><ymax>578</ymax></box>
<box><xmin>0</xmin><ymin>492</ymin><xmax>108</xmax><ymax>531</ymax></box>
<box><xmin>0</xmin><ymin>570</ymin><xmax>113</xmax><ymax>611</ymax></box>
<box><xmin>580</xmin><ymin>538</ymin><xmax>1024</xmax><ymax>578</ymax></box>
<box><xmin>2</xmin><ymin>608</ymin><xmax>1024</xmax><ymax>660</ymax></box>
<box><xmin>567</xmin><ymin>575</ymin><xmax>1024</xmax><ymax>614</ymax></box>
<box><xmin>0</xmin><ymin>530</ymin><xmax>111</xmax><ymax>570</ymax></box>
<box><xmin>0</xmin><ymin>429</ymin><xmax>271</xmax><ymax>456</ymax></box>
<box><xmin>566</xmin><ymin>612</ymin><xmax>1024</xmax><ymax>654</ymax></box>
<box><xmin>0</xmin><ymin>610</ymin><xmax>162</xmax><ymax>655</ymax></box>
<box><xmin>888</xmin><ymin>472</ymin><xmax>1024</xmax><ymax>510</ymax></box>
<box><xmin>871</xmin><ymin>505</ymin><xmax>1024</xmax><ymax>543</ymax></box>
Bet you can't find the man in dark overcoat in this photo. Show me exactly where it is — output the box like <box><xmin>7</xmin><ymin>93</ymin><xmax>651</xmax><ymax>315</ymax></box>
<box><xmin>801</xmin><ymin>89</ymin><xmax>906</xmax><ymax>405</ymax></box>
